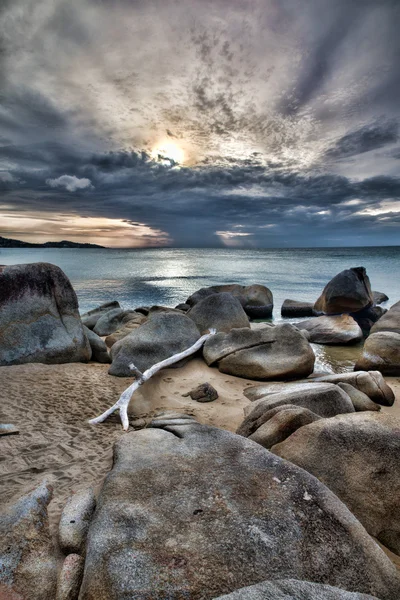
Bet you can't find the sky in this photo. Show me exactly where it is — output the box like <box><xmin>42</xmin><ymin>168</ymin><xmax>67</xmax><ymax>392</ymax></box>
<box><xmin>0</xmin><ymin>0</ymin><xmax>399</xmax><ymax>248</ymax></box>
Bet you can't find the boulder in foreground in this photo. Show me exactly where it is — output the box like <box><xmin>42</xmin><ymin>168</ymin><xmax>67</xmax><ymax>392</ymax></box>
<box><xmin>79</xmin><ymin>416</ymin><xmax>400</xmax><ymax>599</ymax></box>
<box><xmin>355</xmin><ymin>331</ymin><xmax>400</xmax><ymax>375</ymax></box>
<box><xmin>313</xmin><ymin>371</ymin><xmax>395</xmax><ymax>406</ymax></box>
<box><xmin>273</xmin><ymin>412</ymin><xmax>400</xmax><ymax>556</ymax></box>
<box><xmin>0</xmin><ymin>262</ymin><xmax>91</xmax><ymax>366</ymax></box>
<box><xmin>314</xmin><ymin>267</ymin><xmax>373</xmax><ymax>315</ymax></box>
<box><xmin>203</xmin><ymin>324</ymin><xmax>315</xmax><ymax>380</ymax></box>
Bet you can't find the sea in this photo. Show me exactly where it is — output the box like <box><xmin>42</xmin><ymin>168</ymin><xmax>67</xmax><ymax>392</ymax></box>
<box><xmin>2</xmin><ymin>246</ymin><xmax>399</xmax><ymax>372</ymax></box>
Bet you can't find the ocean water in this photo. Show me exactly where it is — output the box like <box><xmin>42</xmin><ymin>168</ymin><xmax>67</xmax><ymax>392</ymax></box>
<box><xmin>2</xmin><ymin>246</ymin><xmax>399</xmax><ymax>372</ymax></box>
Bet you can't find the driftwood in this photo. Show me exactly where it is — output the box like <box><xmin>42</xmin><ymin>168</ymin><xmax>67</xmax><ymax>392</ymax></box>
<box><xmin>89</xmin><ymin>329</ymin><xmax>216</xmax><ymax>431</ymax></box>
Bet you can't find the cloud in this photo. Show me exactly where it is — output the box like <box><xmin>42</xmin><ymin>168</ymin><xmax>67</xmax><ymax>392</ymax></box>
<box><xmin>326</xmin><ymin>119</ymin><xmax>399</xmax><ymax>159</ymax></box>
<box><xmin>46</xmin><ymin>174</ymin><xmax>93</xmax><ymax>192</ymax></box>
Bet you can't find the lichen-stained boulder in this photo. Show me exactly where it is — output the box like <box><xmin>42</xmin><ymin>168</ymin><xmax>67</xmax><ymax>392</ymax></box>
<box><xmin>109</xmin><ymin>312</ymin><xmax>201</xmax><ymax>376</ymax></box>
<box><xmin>0</xmin><ymin>262</ymin><xmax>91</xmax><ymax>366</ymax></box>
<box><xmin>0</xmin><ymin>481</ymin><xmax>57</xmax><ymax>600</ymax></box>
<box><xmin>314</xmin><ymin>267</ymin><xmax>373</xmax><ymax>315</ymax></box>
<box><xmin>187</xmin><ymin>292</ymin><xmax>250</xmax><ymax>334</ymax></box>
<box><xmin>296</xmin><ymin>315</ymin><xmax>363</xmax><ymax>345</ymax></box>
<box><xmin>81</xmin><ymin>301</ymin><xmax>121</xmax><ymax>330</ymax></box>
<box><xmin>214</xmin><ymin>579</ymin><xmax>382</xmax><ymax>600</ymax></box>
<box><xmin>313</xmin><ymin>371</ymin><xmax>395</xmax><ymax>406</ymax></box>
<box><xmin>79</xmin><ymin>418</ymin><xmax>400</xmax><ymax>600</ymax></box>
<box><xmin>203</xmin><ymin>324</ymin><xmax>315</xmax><ymax>380</ymax></box>
<box><xmin>272</xmin><ymin>412</ymin><xmax>400</xmax><ymax>557</ymax></box>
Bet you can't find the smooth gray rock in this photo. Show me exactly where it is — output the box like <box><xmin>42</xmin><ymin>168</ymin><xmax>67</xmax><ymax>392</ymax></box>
<box><xmin>238</xmin><ymin>383</ymin><xmax>354</xmax><ymax>437</ymax></box>
<box><xmin>188</xmin><ymin>292</ymin><xmax>250</xmax><ymax>334</ymax></box>
<box><xmin>93</xmin><ymin>308</ymin><xmax>144</xmax><ymax>337</ymax></box>
<box><xmin>81</xmin><ymin>301</ymin><xmax>121</xmax><ymax>330</ymax></box>
<box><xmin>337</xmin><ymin>382</ymin><xmax>381</xmax><ymax>412</ymax></box>
<box><xmin>273</xmin><ymin>412</ymin><xmax>400</xmax><ymax>557</ymax></box>
<box><xmin>203</xmin><ymin>324</ymin><xmax>315</xmax><ymax>380</ymax></box>
<box><xmin>56</xmin><ymin>554</ymin><xmax>84</xmax><ymax>600</ymax></box>
<box><xmin>109</xmin><ymin>312</ymin><xmax>201</xmax><ymax>376</ymax></box>
<box><xmin>281</xmin><ymin>299</ymin><xmax>316</xmax><ymax>317</ymax></box>
<box><xmin>248</xmin><ymin>405</ymin><xmax>322</xmax><ymax>449</ymax></box>
<box><xmin>186</xmin><ymin>284</ymin><xmax>274</xmax><ymax>318</ymax></box>
<box><xmin>0</xmin><ymin>262</ymin><xmax>91</xmax><ymax>366</ymax></box>
<box><xmin>0</xmin><ymin>481</ymin><xmax>57</xmax><ymax>600</ymax></box>
<box><xmin>244</xmin><ymin>381</ymin><xmax>323</xmax><ymax>402</ymax></box>
<box><xmin>313</xmin><ymin>371</ymin><xmax>395</xmax><ymax>406</ymax></box>
<box><xmin>59</xmin><ymin>488</ymin><xmax>96</xmax><ymax>555</ymax></box>
<box><xmin>296</xmin><ymin>315</ymin><xmax>363</xmax><ymax>345</ymax></box>
<box><xmin>214</xmin><ymin>579</ymin><xmax>381</xmax><ymax>599</ymax></box>
<box><xmin>79</xmin><ymin>418</ymin><xmax>400</xmax><ymax>600</ymax></box>
<box><xmin>372</xmin><ymin>291</ymin><xmax>389</xmax><ymax>305</ymax></box>
<box><xmin>314</xmin><ymin>267</ymin><xmax>373</xmax><ymax>315</ymax></box>
<box><xmin>83</xmin><ymin>326</ymin><xmax>111</xmax><ymax>364</ymax></box>
<box><xmin>355</xmin><ymin>332</ymin><xmax>400</xmax><ymax>375</ymax></box>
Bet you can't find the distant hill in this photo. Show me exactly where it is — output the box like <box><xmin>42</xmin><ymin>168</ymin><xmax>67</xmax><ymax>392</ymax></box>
<box><xmin>0</xmin><ymin>236</ymin><xmax>106</xmax><ymax>249</ymax></box>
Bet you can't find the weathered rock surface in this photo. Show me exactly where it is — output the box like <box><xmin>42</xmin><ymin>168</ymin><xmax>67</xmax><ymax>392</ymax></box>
<box><xmin>203</xmin><ymin>324</ymin><xmax>315</xmax><ymax>380</ymax></box>
<box><xmin>248</xmin><ymin>405</ymin><xmax>322</xmax><ymax>449</ymax></box>
<box><xmin>281</xmin><ymin>299</ymin><xmax>316</xmax><ymax>317</ymax></box>
<box><xmin>104</xmin><ymin>317</ymin><xmax>147</xmax><ymax>348</ymax></box>
<box><xmin>273</xmin><ymin>412</ymin><xmax>400</xmax><ymax>557</ymax></box>
<box><xmin>83</xmin><ymin>326</ymin><xmax>110</xmax><ymax>364</ymax></box>
<box><xmin>186</xmin><ymin>284</ymin><xmax>274</xmax><ymax>318</ymax></box>
<box><xmin>313</xmin><ymin>371</ymin><xmax>395</xmax><ymax>406</ymax></box>
<box><xmin>337</xmin><ymin>382</ymin><xmax>381</xmax><ymax>412</ymax></box>
<box><xmin>372</xmin><ymin>291</ymin><xmax>389</xmax><ymax>305</ymax></box>
<box><xmin>187</xmin><ymin>292</ymin><xmax>250</xmax><ymax>334</ymax></box>
<box><xmin>355</xmin><ymin>332</ymin><xmax>400</xmax><ymax>375</ymax></box>
<box><xmin>369</xmin><ymin>300</ymin><xmax>400</xmax><ymax>335</ymax></box>
<box><xmin>185</xmin><ymin>382</ymin><xmax>219</xmax><ymax>403</ymax></box>
<box><xmin>238</xmin><ymin>383</ymin><xmax>354</xmax><ymax>437</ymax></box>
<box><xmin>0</xmin><ymin>423</ymin><xmax>19</xmax><ymax>436</ymax></box>
<box><xmin>81</xmin><ymin>301</ymin><xmax>120</xmax><ymax>330</ymax></box>
<box><xmin>109</xmin><ymin>312</ymin><xmax>201</xmax><ymax>376</ymax></box>
<box><xmin>314</xmin><ymin>267</ymin><xmax>373</xmax><ymax>315</ymax></box>
<box><xmin>214</xmin><ymin>579</ymin><xmax>381</xmax><ymax>600</ymax></box>
<box><xmin>93</xmin><ymin>309</ymin><xmax>145</xmax><ymax>337</ymax></box>
<box><xmin>296</xmin><ymin>315</ymin><xmax>363</xmax><ymax>345</ymax></box>
<box><xmin>0</xmin><ymin>262</ymin><xmax>91</xmax><ymax>366</ymax></box>
<box><xmin>59</xmin><ymin>488</ymin><xmax>96</xmax><ymax>555</ymax></box>
<box><xmin>79</xmin><ymin>418</ymin><xmax>400</xmax><ymax>600</ymax></box>
<box><xmin>244</xmin><ymin>381</ymin><xmax>321</xmax><ymax>402</ymax></box>
<box><xmin>0</xmin><ymin>481</ymin><xmax>57</xmax><ymax>600</ymax></box>
<box><xmin>56</xmin><ymin>554</ymin><xmax>84</xmax><ymax>600</ymax></box>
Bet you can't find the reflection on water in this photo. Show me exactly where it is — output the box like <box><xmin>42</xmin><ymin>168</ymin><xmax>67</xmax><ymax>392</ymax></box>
<box><xmin>312</xmin><ymin>342</ymin><xmax>364</xmax><ymax>374</ymax></box>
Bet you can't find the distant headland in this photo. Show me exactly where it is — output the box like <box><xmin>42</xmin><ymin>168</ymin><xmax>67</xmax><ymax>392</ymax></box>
<box><xmin>0</xmin><ymin>236</ymin><xmax>105</xmax><ymax>249</ymax></box>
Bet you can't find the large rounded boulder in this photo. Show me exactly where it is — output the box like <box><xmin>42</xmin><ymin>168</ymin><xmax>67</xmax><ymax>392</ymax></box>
<box><xmin>314</xmin><ymin>267</ymin><xmax>373</xmax><ymax>315</ymax></box>
<box><xmin>203</xmin><ymin>324</ymin><xmax>315</xmax><ymax>380</ymax></box>
<box><xmin>296</xmin><ymin>314</ymin><xmax>363</xmax><ymax>345</ymax></box>
<box><xmin>81</xmin><ymin>301</ymin><xmax>121</xmax><ymax>330</ymax></box>
<box><xmin>187</xmin><ymin>292</ymin><xmax>250</xmax><ymax>334</ymax></box>
<box><xmin>273</xmin><ymin>412</ymin><xmax>400</xmax><ymax>557</ymax></box>
<box><xmin>78</xmin><ymin>416</ymin><xmax>400</xmax><ymax>600</ymax></box>
<box><xmin>109</xmin><ymin>312</ymin><xmax>201</xmax><ymax>376</ymax></box>
<box><xmin>355</xmin><ymin>331</ymin><xmax>400</xmax><ymax>375</ymax></box>
<box><xmin>186</xmin><ymin>284</ymin><xmax>273</xmax><ymax>318</ymax></box>
<box><xmin>0</xmin><ymin>262</ymin><xmax>91</xmax><ymax>366</ymax></box>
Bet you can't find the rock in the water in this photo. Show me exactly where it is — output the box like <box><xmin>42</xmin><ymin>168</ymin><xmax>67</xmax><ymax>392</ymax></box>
<box><xmin>337</xmin><ymin>382</ymin><xmax>381</xmax><ymax>412</ymax></box>
<box><xmin>248</xmin><ymin>405</ymin><xmax>322</xmax><ymax>449</ymax></box>
<box><xmin>59</xmin><ymin>488</ymin><xmax>96</xmax><ymax>555</ymax></box>
<box><xmin>203</xmin><ymin>324</ymin><xmax>315</xmax><ymax>380</ymax></box>
<box><xmin>237</xmin><ymin>383</ymin><xmax>354</xmax><ymax>437</ymax></box>
<box><xmin>186</xmin><ymin>284</ymin><xmax>274</xmax><ymax>319</ymax></box>
<box><xmin>0</xmin><ymin>481</ymin><xmax>57</xmax><ymax>600</ymax></box>
<box><xmin>187</xmin><ymin>292</ymin><xmax>250</xmax><ymax>334</ymax></box>
<box><xmin>56</xmin><ymin>554</ymin><xmax>84</xmax><ymax>600</ymax></box>
<box><xmin>372</xmin><ymin>291</ymin><xmax>389</xmax><ymax>305</ymax></box>
<box><xmin>369</xmin><ymin>300</ymin><xmax>400</xmax><ymax>335</ymax></box>
<box><xmin>81</xmin><ymin>301</ymin><xmax>121</xmax><ymax>330</ymax></box>
<box><xmin>185</xmin><ymin>382</ymin><xmax>219</xmax><ymax>403</ymax></box>
<box><xmin>214</xmin><ymin>579</ymin><xmax>381</xmax><ymax>599</ymax></box>
<box><xmin>313</xmin><ymin>371</ymin><xmax>395</xmax><ymax>406</ymax></box>
<box><xmin>314</xmin><ymin>267</ymin><xmax>373</xmax><ymax>315</ymax></box>
<box><xmin>281</xmin><ymin>299</ymin><xmax>316</xmax><ymax>317</ymax></box>
<box><xmin>355</xmin><ymin>332</ymin><xmax>400</xmax><ymax>375</ymax></box>
<box><xmin>93</xmin><ymin>308</ymin><xmax>145</xmax><ymax>337</ymax></box>
<box><xmin>0</xmin><ymin>262</ymin><xmax>91</xmax><ymax>366</ymax></box>
<box><xmin>273</xmin><ymin>412</ymin><xmax>400</xmax><ymax>556</ymax></box>
<box><xmin>0</xmin><ymin>423</ymin><xmax>19</xmax><ymax>436</ymax></box>
<box><xmin>296</xmin><ymin>315</ymin><xmax>363</xmax><ymax>345</ymax></box>
<box><xmin>79</xmin><ymin>418</ymin><xmax>400</xmax><ymax>600</ymax></box>
<box><xmin>83</xmin><ymin>326</ymin><xmax>111</xmax><ymax>364</ymax></box>
<box><xmin>109</xmin><ymin>312</ymin><xmax>201</xmax><ymax>376</ymax></box>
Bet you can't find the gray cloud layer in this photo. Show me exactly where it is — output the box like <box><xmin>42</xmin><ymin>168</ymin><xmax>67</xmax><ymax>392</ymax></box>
<box><xmin>0</xmin><ymin>0</ymin><xmax>399</xmax><ymax>246</ymax></box>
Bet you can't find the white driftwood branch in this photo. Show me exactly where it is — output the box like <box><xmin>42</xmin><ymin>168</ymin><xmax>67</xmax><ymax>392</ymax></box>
<box><xmin>89</xmin><ymin>329</ymin><xmax>216</xmax><ymax>431</ymax></box>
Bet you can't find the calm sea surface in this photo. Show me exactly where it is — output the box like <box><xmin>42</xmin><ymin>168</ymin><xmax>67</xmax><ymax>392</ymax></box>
<box><xmin>2</xmin><ymin>246</ymin><xmax>399</xmax><ymax>372</ymax></box>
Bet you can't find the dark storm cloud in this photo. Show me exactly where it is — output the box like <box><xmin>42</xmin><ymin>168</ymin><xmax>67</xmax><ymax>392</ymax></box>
<box><xmin>0</xmin><ymin>0</ymin><xmax>399</xmax><ymax>247</ymax></box>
